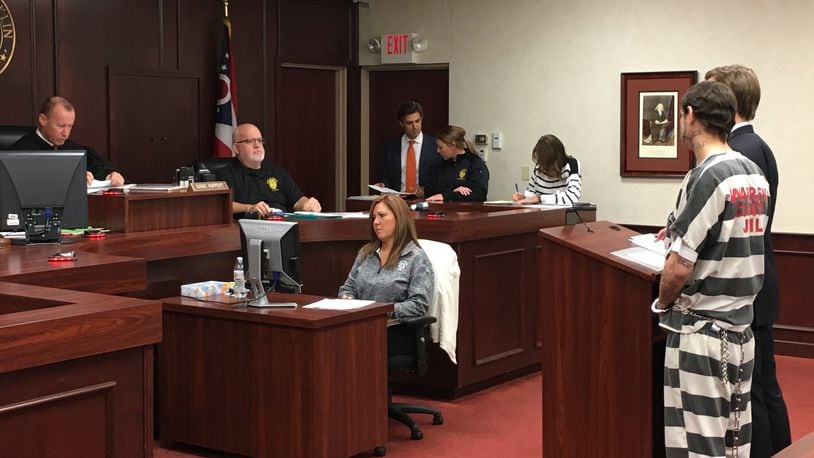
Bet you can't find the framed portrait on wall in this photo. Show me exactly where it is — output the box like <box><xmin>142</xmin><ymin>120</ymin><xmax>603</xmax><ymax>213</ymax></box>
<box><xmin>620</xmin><ymin>71</ymin><xmax>697</xmax><ymax>177</ymax></box>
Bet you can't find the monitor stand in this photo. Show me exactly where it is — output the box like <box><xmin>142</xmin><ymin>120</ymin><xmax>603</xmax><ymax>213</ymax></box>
<box><xmin>246</xmin><ymin>278</ymin><xmax>297</xmax><ymax>309</ymax></box>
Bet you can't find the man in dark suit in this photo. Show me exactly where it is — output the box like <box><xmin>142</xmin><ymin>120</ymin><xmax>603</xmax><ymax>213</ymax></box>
<box><xmin>11</xmin><ymin>96</ymin><xmax>125</xmax><ymax>186</ymax></box>
<box><xmin>706</xmin><ymin>64</ymin><xmax>790</xmax><ymax>457</ymax></box>
<box><xmin>375</xmin><ymin>100</ymin><xmax>442</xmax><ymax>199</ymax></box>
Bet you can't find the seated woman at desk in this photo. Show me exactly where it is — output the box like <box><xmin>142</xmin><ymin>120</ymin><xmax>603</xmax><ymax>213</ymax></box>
<box><xmin>339</xmin><ymin>194</ymin><xmax>434</xmax><ymax>318</ymax></box>
<box><xmin>424</xmin><ymin>126</ymin><xmax>489</xmax><ymax>202</ymax></box>
<box><xmin>512</xmin><ymin>134</ymin><xmax>582</xmax><ymax>205</ymax></box>
<box><xmin>338</xmin><ymin>195</ymin><xmax>434</xmax><ymax>354</ymax></box>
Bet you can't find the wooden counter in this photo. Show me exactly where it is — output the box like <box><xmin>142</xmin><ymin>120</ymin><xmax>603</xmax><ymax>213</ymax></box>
<box><xmin>0</xmin><ymin>282</ymin><xmax>162</xmax><ymax>458</ymax></box>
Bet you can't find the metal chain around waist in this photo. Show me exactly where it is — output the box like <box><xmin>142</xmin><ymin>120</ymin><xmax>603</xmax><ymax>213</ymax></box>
<box><xmin>671</xmin><ymin>305</ymin><xmax>746</xmax><ymax>457</ymax></box>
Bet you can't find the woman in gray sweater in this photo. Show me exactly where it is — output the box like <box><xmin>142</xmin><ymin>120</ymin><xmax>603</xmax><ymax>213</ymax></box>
<box><xmin>338</xmin><ymin>194</ymin><xmax>434</xmax><ymax>319</ymax></box>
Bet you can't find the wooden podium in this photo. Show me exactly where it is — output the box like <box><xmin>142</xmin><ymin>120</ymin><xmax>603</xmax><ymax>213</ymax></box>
<box><xmin>538</xmin><ymin>221</ymin><xmax>666</xmax><ymax>457</ymax></box>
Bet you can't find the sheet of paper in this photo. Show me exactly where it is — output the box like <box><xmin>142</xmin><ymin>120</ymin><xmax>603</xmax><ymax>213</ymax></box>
<box><xmin>523</xmin><ymin>203</ymin><xmax>572</xmax><ymax>209</ymax></box>
<box><xmin>88</xmin><ymin>182</ymin><xmax>135</xmax><ymax>194</ymax></box>
<box><xmin>89</xmin><ymin>179</ymin><xmax>112</xmax><ymax>189</ymax></box>
<box><xmin>611</xmin><ymin>247</ymin><xmax>665</xmax><ymax>271</ymax></box>
<box><xmin>303</xmin><ymin>298</ymin><xmax>375</xmax><ymax>310</ymax></box>
<box><xmin>484</xmin><ymin>200</ymin><xmax>518</xmax><ymax>205</ymax></box>
<box><xmin>629</xmin><ymin>233</ymin><xmax>668</xmax><ymax>257</ymax></box>
<box><xmin>367</xmin><ymin>184</ymin><xmax>413</xmax><ymax>197</ymax></box>
<box><xmin>318</xmin><ymin>212</ymin><xmax>369</xmax><ymax>219</ymax></box>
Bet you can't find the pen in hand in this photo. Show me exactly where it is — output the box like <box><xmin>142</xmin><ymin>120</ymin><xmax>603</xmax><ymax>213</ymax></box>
<box><xmin>515</xmin><ymin>183</ymin><xmax>520</xmax><ymax>193</ymax></box>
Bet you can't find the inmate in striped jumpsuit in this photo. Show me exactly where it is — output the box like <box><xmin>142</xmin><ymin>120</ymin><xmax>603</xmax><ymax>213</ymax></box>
<box><xmin>660</xmin><ymin>151</ymin><xmax>770</xmax><ymax>457</ymax></box>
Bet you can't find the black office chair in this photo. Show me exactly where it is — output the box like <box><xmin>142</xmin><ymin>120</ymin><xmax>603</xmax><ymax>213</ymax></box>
<box><xmin>387</xmin><ymin>315</ymin><xmax>444</xmax><ymax>441</ymax></box>
<box><xmin>0</xmin><ymin>126</ymin><xmax>33</xmax><ymax>150</ymax></box>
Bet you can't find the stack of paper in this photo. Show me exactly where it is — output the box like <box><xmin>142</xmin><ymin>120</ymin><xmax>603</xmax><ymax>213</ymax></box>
<box><xmin>129</xmin><ymin>183</ymin><xmax>187</xmax><ymax>193</ymax></box>
<box><xmin>368</xmin><ymin>184</ymin><xmax>415</xmax><ymax>197</ymax></box>
<box><xmin>628</xmin><ymin>233</ymin><xmax>668</xmax><ymax>257</ymax></box>
<box><xmin>303</xmin><ymin>298</ymin><xmax>374</xmax><ymax>310</ymax></box>
<box><xmin>611</xmin><ymin>233</ymin><xmax>667</xmax><ymax>271</ymax></box>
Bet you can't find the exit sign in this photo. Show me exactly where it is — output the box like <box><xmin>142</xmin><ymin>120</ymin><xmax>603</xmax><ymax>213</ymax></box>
<box><xmin>381</xmin><ymin>33</ymin><xmax>417</xmax><ymax>64</ymax></box>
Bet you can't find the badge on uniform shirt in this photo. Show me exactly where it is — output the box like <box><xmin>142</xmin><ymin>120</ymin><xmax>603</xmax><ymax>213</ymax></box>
<box><xmin>266</xmin><ymin>177</ymin><xmax>278</xmax><ymax>191</ymax></box>
<box><xmin>458</xmin><ymin>169</ymin><xmax>467</xmax><ymax>180</ymax></box>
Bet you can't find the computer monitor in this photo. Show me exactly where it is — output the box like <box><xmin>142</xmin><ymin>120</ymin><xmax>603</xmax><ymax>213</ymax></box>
<box><xmin>238</xmin><ymin>219</ymin><xmax>303</xmax><ymax>307</ymax></box>
<box><xmin>0</xmin><ymin>150</ymin><xmax>88</xmax><ymax>243</ymax></box>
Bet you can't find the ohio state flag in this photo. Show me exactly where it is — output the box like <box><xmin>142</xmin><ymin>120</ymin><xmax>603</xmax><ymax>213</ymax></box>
<box><xmin>213</xmin><ymin>17</ymin><xmax>237</xmax><ymax>157</ymax></box>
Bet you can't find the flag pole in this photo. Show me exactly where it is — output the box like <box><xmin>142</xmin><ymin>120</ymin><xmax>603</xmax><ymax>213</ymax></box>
<box><xmin>223</xmin><ymin>0</ymin><xmax>230</xmax><ymax>19</ymax></box>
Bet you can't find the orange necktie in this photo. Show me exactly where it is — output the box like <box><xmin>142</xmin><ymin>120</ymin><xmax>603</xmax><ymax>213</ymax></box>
<box><xmin>405</xmin><ymin>140</ymin><xmax>417</xmax><ymax>193</ymax></box>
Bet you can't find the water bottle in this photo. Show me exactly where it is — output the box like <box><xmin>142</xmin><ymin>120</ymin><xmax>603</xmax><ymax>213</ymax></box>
<box><xmin>233</xmin><ymin>257</ymin><xmax>247</xmax><ymax>298</ymax></box>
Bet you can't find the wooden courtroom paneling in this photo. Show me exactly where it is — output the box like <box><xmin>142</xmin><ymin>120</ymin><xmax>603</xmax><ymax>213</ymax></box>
<box><xmin>108</xmin><ymin>71</ymin><xmax>201</xmax><ymax>183</ymax></box>
<box><xmin>55</xmin><ymin>1</ymin><xmax>163</xmax><ymax>158</ymax></box>
<box><xmin>278</xmin><ymin>0</ymin><xmax>351</xmax><ymax>66</ymax></box>
<box><xmin>0</xmin><ymin>0</ymin><xmax>357</xmax><ymax>184</ymax></box>
<box><xmin>276</xmin><ymin>66</ymin><xmax>338</xmax><ymax>211</ymax></box>
<box><xmin>774</xmin><ymin>233</ymin><xmax>814</xmax><ymax>358</ymax></box>
<box><xmin>459</xmin><ymin>234</ymin><xmax>540</xmax><ymax>384</ymax></box>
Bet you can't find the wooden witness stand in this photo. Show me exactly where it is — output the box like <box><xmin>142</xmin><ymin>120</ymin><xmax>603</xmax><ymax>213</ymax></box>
<box><xmin>159</xmin><ymin>294</ymin><xmax>392</xmax><ymax>457</ymax></box>
<box><xmin>539</xmin><ymin>221</ymin><xmax>666</xmax><ymax>457</ymax></box>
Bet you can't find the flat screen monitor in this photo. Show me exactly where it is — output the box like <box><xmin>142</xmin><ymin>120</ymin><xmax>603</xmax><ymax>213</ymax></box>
<box><xmin>238</xmin><ymin>219</ymin><xmax>302</xmax><ymax>307</ymax></box>
<box><xmin>0</xmin><ymin>150</ymin><xmax>88</xmax><ymax>243</ymax></box>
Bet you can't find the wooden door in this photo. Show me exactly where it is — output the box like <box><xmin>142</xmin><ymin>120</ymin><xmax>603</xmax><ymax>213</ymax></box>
<box><xmin>367</xmin><ymin>69</ymin><xmax>449</xmax><ymax>185</ymax></box>
<box><xmin>276</xmin><ymin>66</ymin><xmax>338</xmax><ymax>211</ymax></box>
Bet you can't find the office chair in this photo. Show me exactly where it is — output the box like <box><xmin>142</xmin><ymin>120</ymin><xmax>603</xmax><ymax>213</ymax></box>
<box><xmin>387</xmin><ymin>315</ymin><xmax>444</xmax><ymax>441</ymax></box>
<box><xmin>189</xmin><ymin>157</ymin><xmax>233</xmax><ymax>181</ymax></box>
<box><xmin>0</xmin><ymin>126</ymin><xmax>32</xmax><ymax>150</ymax></box>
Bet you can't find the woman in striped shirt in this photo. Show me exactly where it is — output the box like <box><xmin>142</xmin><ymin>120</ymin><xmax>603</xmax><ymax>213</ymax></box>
<box><xmin>512</xmin><ymin>134</ymin><xmax>582</xmax><ymax>205</ymax></box>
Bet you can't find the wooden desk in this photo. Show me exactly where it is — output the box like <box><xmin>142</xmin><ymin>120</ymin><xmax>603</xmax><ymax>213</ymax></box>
<box><xmin>538</xmin><ymin>221</ymin><xmax>665</xmax><ymax>457</ymax></box>
<box><xmin>158</xmin><ymin>294</ymin><xmax>391</xmax><ymax>458</ymax></box>
<box><xmin>0</xmin><ymin>282</ymin><xmax>161</xmax><ymax>458</ymax></box>
<box><xmin>0</xmin><ymin>241</ymin><xmax>146</xmax><ymax>294</ymax></box>
<box><xmin>88</xmin><ymin>189</ymin><xmax>231</xmax><ymax>232</ymax></box>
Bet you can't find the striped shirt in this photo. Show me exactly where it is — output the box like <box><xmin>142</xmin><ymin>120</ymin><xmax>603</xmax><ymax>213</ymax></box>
<box><xmin>661</xmin><ymin>151</ymin><xmax>770</xmax><ymax>333</ymax></box>
<box><xmin>524</xmin><ymin>157</ymin><xmax>582</xmax><ymax>205</ymax></box>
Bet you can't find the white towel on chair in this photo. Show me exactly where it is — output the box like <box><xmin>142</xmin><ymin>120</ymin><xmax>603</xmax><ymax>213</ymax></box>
<box><xmin>418</xmin><ymin>239</ymin><xmax>460</xmax><ymax>365</ymax></box>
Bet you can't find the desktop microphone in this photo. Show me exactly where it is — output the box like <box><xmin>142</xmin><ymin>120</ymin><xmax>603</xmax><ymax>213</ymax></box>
<box><xmin>571</xmin><ymin>202</ymin><xmax>595</xmax><ymax>233</ymax></box>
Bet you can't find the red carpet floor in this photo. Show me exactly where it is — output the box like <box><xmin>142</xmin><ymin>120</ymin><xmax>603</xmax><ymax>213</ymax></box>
<box><xmin>155</xmin><ymin>355</ymin><xmax>814</xmax><ymax>457</ymax></box>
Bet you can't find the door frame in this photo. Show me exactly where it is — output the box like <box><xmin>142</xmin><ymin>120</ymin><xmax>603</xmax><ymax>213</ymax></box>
<box><xmin>280</xmin><ymin>63</ymin><xmax>347</xmax><ymax>211</ymax></box>
<box><xmin>360</xmin><ymin>64</ymin><xmax>449</xmax><ymax>193</ymax></box>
